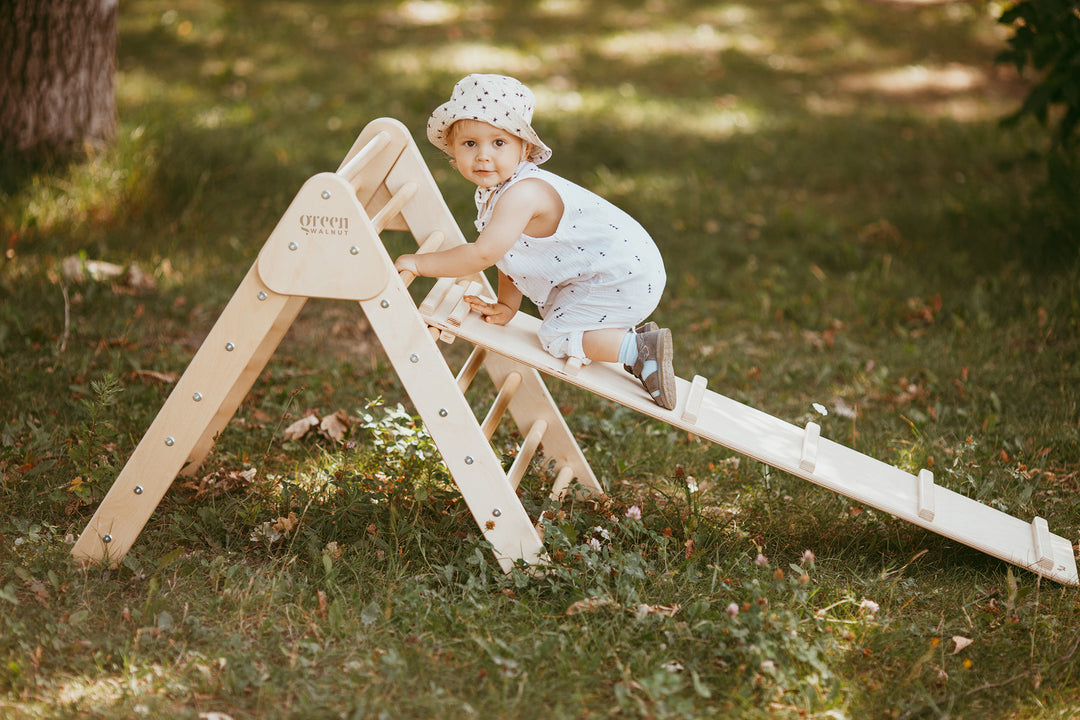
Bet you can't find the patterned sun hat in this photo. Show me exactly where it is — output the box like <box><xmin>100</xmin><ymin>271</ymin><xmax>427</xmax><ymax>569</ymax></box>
<box><xmin>427</xmin><ymin>74</ymin><xmax>552</xmax><ymax>165</ymax></box>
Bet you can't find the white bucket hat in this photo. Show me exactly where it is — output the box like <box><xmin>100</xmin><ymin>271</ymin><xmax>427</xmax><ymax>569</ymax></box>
<box><xmin>427</xmin><ymin>74</ymin><xmax>552</xmax><ymax>165</ymax></box>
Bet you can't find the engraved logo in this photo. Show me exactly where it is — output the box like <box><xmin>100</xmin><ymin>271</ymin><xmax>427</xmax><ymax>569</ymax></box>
<box><xmin>299</xmin><ymin>214</ymin><xmax>349</xmax><ymax>236</ymax></box>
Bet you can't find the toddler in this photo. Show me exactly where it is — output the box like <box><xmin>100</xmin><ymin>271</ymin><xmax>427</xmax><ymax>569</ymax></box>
<box><xmin>394</xmin><ymin>74</ymin><xmax>676</xmax><ymax>410</ymax></box>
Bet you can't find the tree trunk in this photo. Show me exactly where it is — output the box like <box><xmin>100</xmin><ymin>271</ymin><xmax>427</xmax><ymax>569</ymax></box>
<box><xmin>0</xmin><ymin>0</ymin><xmax>118</xmax><ymax>160</ymax></box>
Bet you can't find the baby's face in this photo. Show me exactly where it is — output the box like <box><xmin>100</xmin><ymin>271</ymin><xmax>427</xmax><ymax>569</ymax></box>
<box><xmin>448</xmin><ymin>119</ymin><xmax>526</xmax><ymax>189</ymax></box>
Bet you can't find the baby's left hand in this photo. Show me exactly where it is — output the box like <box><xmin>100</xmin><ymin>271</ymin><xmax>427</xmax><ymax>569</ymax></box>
<box><xmin>464</xmin><ymin>295</ymin><xmax>515</xmax><ymax>325</ymax></box>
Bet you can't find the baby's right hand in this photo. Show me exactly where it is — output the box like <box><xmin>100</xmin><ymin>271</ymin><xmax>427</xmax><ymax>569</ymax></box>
<box><xmin>464</xmin><ymin>295</ymin><xmax>515</xmax><ymax>325</ymax></box>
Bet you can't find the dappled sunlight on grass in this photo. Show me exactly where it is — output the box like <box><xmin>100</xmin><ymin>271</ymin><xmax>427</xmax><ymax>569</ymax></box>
<box><xmin>3</xmin><ymin>1</ymin><xmax>1080</xmax><ymax>719</ymax></box>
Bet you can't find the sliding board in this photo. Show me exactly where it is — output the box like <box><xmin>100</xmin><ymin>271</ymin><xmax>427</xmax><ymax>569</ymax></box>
<box><xmin>422</xmin><ymin>294</ymin><xmax>1079</xmax><ymax>586</ymax></box>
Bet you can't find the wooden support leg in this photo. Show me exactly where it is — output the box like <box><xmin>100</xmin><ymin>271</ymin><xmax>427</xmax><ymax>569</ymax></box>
<box><xmin>72</xmin><ymin>264</ymin><xmax>303</xmax><ymax>566</ymax></box>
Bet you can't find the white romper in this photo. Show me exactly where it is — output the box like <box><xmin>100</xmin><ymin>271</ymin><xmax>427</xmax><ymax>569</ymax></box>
<box><xmin>475</xmin><ymin>162</ymin><xmax>666</xmax><ymax>360</ymax></box>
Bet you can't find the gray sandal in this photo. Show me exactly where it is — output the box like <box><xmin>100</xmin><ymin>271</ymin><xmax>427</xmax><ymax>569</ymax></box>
<box><xmin>629</xmin><ymin>327</ymin><xmax>676</xmax><ymax>410</ymax></box>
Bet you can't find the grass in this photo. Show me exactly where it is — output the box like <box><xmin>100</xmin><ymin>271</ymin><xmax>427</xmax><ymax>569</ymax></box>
<box><xmin>2</xmin><ymin>0</ymin><xmax>1080</xmax><ymax>718</ymax></box>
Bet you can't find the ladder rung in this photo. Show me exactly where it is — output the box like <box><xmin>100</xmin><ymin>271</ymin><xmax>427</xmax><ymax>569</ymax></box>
<box><xmin>548</xmin><ymin>465</ymin><xmax>575</xmax><ymax>501</ymax></box>
<box><xmin>448</xmin><ymin>281</ymin><xmax>482</xmax><ymax>327</ymax></box>
<box><xmin>371</xmin><ymin>181</ymin><xmax>418</xmax><ymax>233</ymax></box>
<box><xmin>456</xmin><ymin>347</ymin><xmax>487</xmax><ymax>392</ymax></box>
<box><xmin>398</xmin><ymin>230</ymin><xmax>445</xmax><ymax>289</ymax></box>
<box><xmin>562</xmin><ymin>356</ymin><xmax>583</xmax><ymax>376</ymax></box>
<box><xmin>337</xmin><ymin>131</ymin><xmax>391</xmax><ymax>183</ymax></box>
<box><xmin>682</xmin><ymin>375</ymin><xmax>707</xmax><ymax>423</ymax></box>
<box><xmin>917</xmin><ymin>469</ymin><xmax>936</xmax><ymax>521</ymax></box>
<box><xmin>507</xmin><ymin>419</ymin><xmax>548</xmax><ymax>489</ymax></box>
<box><xmin>419</xmin><ymin>277</ymin><xmax>456</xmax><ymax>315</ymax></box>
<box><xmin>481</xmin><ymin>371</ymin><xmax>522</xmax><ymax>439</ymax></box>
<box><xmin>799</xmin><ymin>422</ymin><xmax>820</xmax><ymax>472</ymax></box>
<box><xmin>1031</xmin><ymin>516</ymin><xmax>1054</xmax><ymax>570</ymax></box>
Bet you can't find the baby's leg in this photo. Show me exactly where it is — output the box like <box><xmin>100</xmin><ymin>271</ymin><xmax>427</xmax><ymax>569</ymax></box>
<box><xmin>581</xmin><ymin>328</ymin><xmax>628</xmax><ymax>363</ymax></box>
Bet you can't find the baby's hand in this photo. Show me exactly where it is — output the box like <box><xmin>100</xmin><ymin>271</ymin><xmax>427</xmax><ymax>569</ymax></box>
<box><xmin>394</xmin><ymin>254</ymin><xmax>420</xmax><ymax>279</ymax></box>
<box><xmin>464</xmin><ymin>295</ymin><xmax>515</xmax><ymax>325</ymax></box>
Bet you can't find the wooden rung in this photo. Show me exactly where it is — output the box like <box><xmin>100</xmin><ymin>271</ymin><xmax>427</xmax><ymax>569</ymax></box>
<box><xmin>456</xmin><ymin>346</ymin><xmax>487</xmax><ymax>393</ymax></box>
<box><xmin>548</xmin><ymin>465</ymin><xmax>575</xmax><ymax>501</ymax></box>
<box><xmin>682</xmin><ymin>375</ymin><xmax>708</xmax><ymax>423</ymax></box>
<box><xmin>1031</xmin><ymin>516</ymin><xmax>1054</xmax><ymax>570</ymax></box>
<box><xmin>563</xmin><ymin>356</ymin><xmax>583</xmax><ymax>376</ymax></box>
<box><xmin>436</xmin><ymin>281</ymin><xmax>469</xmax><ymax>322</ymax></box>
<box><xmin>398</xmin><ymin>230</ymin><xmax>445</xmax><ymax>289</ymax></box>
<box><xmin>480</xmin><ymin>371</ymin><xmax>523</xmax><ymax>439</ymax></box>
<box><xmin>371</xmin><ymin>181</ymin><xmax>418</xmax><ymax>233</ymax></box>
<box><xmin>506</xmin><ymin>419</ymin><xmax>548</xmax><ymax>489</ymax></box>
<box><xmin>438</xmin><ymin>329</ymin><xmax>457</xmax><ymax>345</ymax></box>
<box><xmin>337</xmin><ymin>131</ymin><xmax>391</xmax><ymax>182</ymax></box>
<box><xmin>799</xmin><ymin>422</ymin><xmax>821</xmax><ymax>472</ymax></box>
<box><xmin>448</xmin><ymin>281</ymin><xmax>482</xmax><ymax>327</ymax></box>
<box><xmin>916</xmin><ymin>469</ymin><xmax>936</xmax><ymax>522</ymax></box>
<box><xmin>419</xmin><ymin>277</ymin><xmax>456</xmax><ymax>315</ymax></box>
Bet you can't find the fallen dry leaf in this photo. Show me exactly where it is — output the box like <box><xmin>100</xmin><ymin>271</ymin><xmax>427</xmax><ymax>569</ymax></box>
<box><xmin>951</xmin><ymin>636</ymin><xmax>973</xmax><ymax>654</ymax></box>
<box><xmin>282</xmin><ymin>415</ymin><xmax>319</xmax><ymax>440</ymax></box>
<box><xmin>319</xmin><ymin>409</ymin><xmax>351</xmax><ymax>442</ymax></box>
<box><xmin>177</xmin><ymin>467</ymin><xmax>256</xmax><ymax>501</ymax></box>
<box><xmin>634</xmin><ymin>603</ymin><xmax>681</xmax><ymax>620</ymax></box>
<box><xmin>565</xmin><ymin>596</ymin><xmax>620</xmax><ymax>616</ymax></box>
<box><xmin>129</xmin><ymin>369</ymin><xmax>180</xmax><ymax>385</ymax></box>
<box><xmin>273</xmin><ymin>512</ymin><xmax>299</xmax><ymax>535</ymax></box>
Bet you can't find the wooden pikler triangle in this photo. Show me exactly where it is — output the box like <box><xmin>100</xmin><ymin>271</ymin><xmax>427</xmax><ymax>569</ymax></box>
<box><xmin>73</xmin><ymin>118</ymin><xmax>1078</xmax><ymax>586</ymax></box>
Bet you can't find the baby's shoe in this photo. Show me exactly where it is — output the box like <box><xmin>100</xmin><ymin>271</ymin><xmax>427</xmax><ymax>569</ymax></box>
<box><xmin>623</xmin><ymin>322</ymin><xmax>659</xmax><ymax>373</ymax></box>
<box><xmin>629</xmin><ymin>328</ymin><xmax>676</xmax><ymax>411</ymax></box>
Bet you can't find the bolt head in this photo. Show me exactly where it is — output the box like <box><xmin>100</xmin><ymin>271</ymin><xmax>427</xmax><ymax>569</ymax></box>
<box><xmin>102</xmin><ymin>534</ymin><xmax>112</xmax><ymax>543</ymax></box>
<box><xmin>225</xmin><ymin>342</ymin><xmax>235</xmax><ymax>351</ymax></box>
<box><xmin>165</xmin><ymin>437</ymin><xmax>175</xmax><ymax>446</ymax></box>
<box><xmin>134</xmin><ymin>486</ymin><xmax>144</xmax><ymax>495</ymax></box>
<box><xmin>288</xmin><ymin>241</ymin><xmax>298</xmax><ymax>251</ymax></box>
<box><xmin>492</xmin><ymin>508</ymin><xmax>502</xmax><ymax>517</ymax></box>
<box><xmin>321</xmin><ymin>190</ymin><xmax>331</xmax><ymax>199</ymax></box>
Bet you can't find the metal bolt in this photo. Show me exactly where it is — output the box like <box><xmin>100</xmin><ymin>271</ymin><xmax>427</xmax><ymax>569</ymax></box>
<box><xmin>258</xmin><ymin>291</ymin><xmax>268</xmax><ymax>301</ymax></box>
<box><xmin>380</xmin><ymin>300</ymin><xmax>389</xmax><ymax>309</ymax></box>
<box><xmin>349</xmin><ymin>246</ymin><xmax>359</xmax><ymax>255</ymax></box>
<box><xmin>225</xmin><ymin>342</ymin><xmax>235</xmax><ymax>351</ymax></box>
<box><xmin>288</xmin><ymin>241</ymin><xmax>298</xmax><ymax>251</ymax></box>
<box><xmin>192</xmin><ymin>392</ymin><xmax>202</xmax><ymax>402</ymax></box>
<box><xmin>410</xmin><ymin>353</ymin><xmax>419</xmax><ymax>363</ymax></box>
<box><xmin>102</xmin><ymin>534</ymin><xmax>112</xmax><ymax>543</ymax></box>
<box><xmin>134</xmin><ymin>485</ymin><xmax>144</xmax><ymax>495</ymax></box>
<box><xmin>165</xmin><ymin>437</ymin><xmax>175</xmax><ymax>446</ymax></box>
<box><xmin>464</xmin><ymin>456</ymin><xmax>474</xmax><ymax>465</ymax></box>
<box><xmin>439</xmin><ymin>408</ymin><xmax>448</xmax><ymax>417</ymax></box>
<box><xmin>321</xmin><ymin>190</ymin><xmax>331</xmax><ymax>199</ymax></box>
<box><xmin>492</xmin><ymin>508</ymin><xmax>502</xmax><ymax>517</ymax></box>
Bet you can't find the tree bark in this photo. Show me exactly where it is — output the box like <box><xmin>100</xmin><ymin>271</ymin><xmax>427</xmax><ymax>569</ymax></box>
<box><xmin>0</xmin><ymin>0</ymin><xmax>118</xmax><ymax>160</ymax></box>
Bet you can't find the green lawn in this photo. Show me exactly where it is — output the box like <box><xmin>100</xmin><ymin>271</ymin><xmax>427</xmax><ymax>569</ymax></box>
<box><xmin>2</xmin><ymin>1</ymin><xmax>1079</xmax><ymax>718</ymax></box>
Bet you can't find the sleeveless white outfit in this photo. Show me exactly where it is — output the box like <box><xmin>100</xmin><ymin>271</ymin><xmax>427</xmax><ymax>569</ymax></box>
<box><xmin>475</xmin><ymin>162</ymin><xmax>666</xmax><ymax>360</ymax></box>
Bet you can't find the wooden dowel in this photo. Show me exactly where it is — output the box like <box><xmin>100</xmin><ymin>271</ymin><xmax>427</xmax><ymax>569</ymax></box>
<box><xmin>371</xmin><ymin>181</ymin><xmax>417</xmax><ymax>233</ymax></box>
<box><xmin>548</xmin><ymin>465</ymin><xmax>575</xmax><ymax>501</ymax></box>
<box><xmin>507</xmin><ymin>419</ymin><xmax>547</xmax><ymax>489</ymax></box>
<box><xmin>456</xmin><ymin>347</ymin><xmax>487</xmax><ymax>393</ymax></box>
<box><xmin>398</xmin><ymin>230</ymin><xmax>444</xmax><ymax>288</ymax></box>
<box><xmin>480</xmin><ymin>371</ymin><xmax>522</xmax><ymax>439</ymax></box>
<box><xmin>337</xmin><ymin>131</ymin><xmax>391</xmax><ymax>182</ymax></box>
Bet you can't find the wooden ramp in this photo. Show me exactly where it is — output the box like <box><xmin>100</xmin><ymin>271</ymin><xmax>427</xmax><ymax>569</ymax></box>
<box><xmin>72</xmin><ymin>117</ymin><xmax>1078</xmax><ymax>586</ymax></box>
